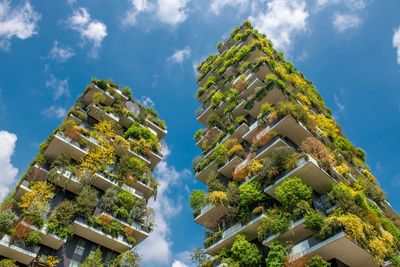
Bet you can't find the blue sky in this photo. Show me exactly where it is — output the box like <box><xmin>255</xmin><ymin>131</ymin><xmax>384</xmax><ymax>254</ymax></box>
<box><xmin>0</xmin><ymin>0</ymin><xmax>400</xmax><ymax>266</ymax></box>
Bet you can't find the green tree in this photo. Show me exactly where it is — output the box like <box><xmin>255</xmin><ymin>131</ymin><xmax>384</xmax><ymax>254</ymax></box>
<box><xmin>76</xmin><ymin>186</ymin><xmax>97</xmax><ymax>218</ymax></box>
<box><xmin>231</xmin><ymin>234</ymin><xmax>262</xmax><ymax>266</ymax></box>
<box><xmin>0</xmin><ymin>259</ymin><xmax>18</xmax><ymax>267</ymax></box>
<box><xmin>306</xmin><ymin>256</ymin><xmax>331</xmax><ymax>267</ymax></box>
<box><xmin>239</xmin><ymin>181</ymin><xmax>265</xmax><ymax>209</ymax></box>
<box><xmin>190</xmin><ymin>190</ymin><xmax>207</xmax><ymax>211</ymax></box>
<box><xmin>275</xmin><ymin>177</ymin><xmax>312</xmax><ymax>212</ymax></box>
<box><xmin>81</xmin><ymin>247</ymin><xmax>103</xmax><ymax>267</ymax></box>
<box><xmin>0</xmin><ymin>210</ymin><xmax>17</xmax><ymax>235</ymax></box>
<box><xmin>266</xmin><ymin>241</ymin><xmax>287</xmax><ymax>267</ymax></box>
<box><xmin>113</xmin><ymin>250</ymin><xmax>139</xmax><ymax>267</ymax></box>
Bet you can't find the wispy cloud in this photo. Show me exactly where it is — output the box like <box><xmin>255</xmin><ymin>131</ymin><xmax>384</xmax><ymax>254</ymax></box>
<box><xmin>67</xmin><ymin>7</ymin><xmax>107</xmax><ymax>57</ymax></box>
<box><xmin>137</xmin><ymin>144</ymin><xmax>191</xmax><ymax>266</ymax></box>
<box><xmin>393</xmin><ymin>26</ymin><xmax>400</xmax><ymax>65</ymax></box>
<box><xmin>332</xmin><ymin>13</ymin><xmax>362</xmax><ymax>33</ymax></box>
<box><xmin>49</xmin><ymin>41</ymin><xmax>75</xmax><ymax>62</ymax></box>
<box><xmin>41</xmin><ymin>106</ymin><xmax>66</xmax><ymax>119</ymax></box>
<box><xmin>45</xmin><ymin>74</ymin><xmax>70</xmax><ymax>100</ymax></box>
<box><xmin>123</xmin><ymin>0</ymin><xmax>190</xmax><ymax>27</ymax></box>
<box><xmin>141</xmin><ymin>96</ymin><xmax>155</xmax><ymax>107</ymax></box>
<box><xmin>0</xmin><ymin>0</ymin><xmax>41</xmax><ymax>51</ymax></box>
<box><xmin>167</xmin><ymin>47</ymin><xmax>191</xmax><ymax>64</ymax></box>
<box><xmin>171</xmin><ymin>260</ymin><xmax>189</xmax><ymax>267</ymax></box>
<box><xmin>0</xmin><ymin>130</ymin><xmax>18</xmax><ymax>200</ymax></box>
<box><xmin>249</xmin><ymin>0</ymin><xmax>309</xmax><ymax>52</ymax></box>
<box><xmin>210</xmin><ymin>0</ymin><xmax>248</xmax><ymax>15</ymax></box>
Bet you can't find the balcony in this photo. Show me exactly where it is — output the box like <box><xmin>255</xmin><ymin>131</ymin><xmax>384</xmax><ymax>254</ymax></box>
<box><xmin>254</xmin><ymin>136</ymin><xmax>292</xmax><ymax>161</ymax></box>
<box><xmin>195</xmin><ymin>160</ymin><xmax>218</xmax><ymax>183</ymax></box>
<box><xmin>20</xmin><ymin>221</ymin><xmax>66</xmax><ymax>250</ymax></box>
<box><xmin>218</xmin><ymin>38</ymin><xmax>235</xmax><ymax>54</ymax></box>
<box><xmin>145</xmin><ymin>118</ymin><xmax>167</xmax><ymax>139</ymax></box>
<box><xmin>239</xmin><ymin>76</ymin><xmax>264</xmax><ymax>99</ymax></box>
<box><xmin>243</xmin><ymin>115</ymin><xmax>313</xmax><ymax>147</ymax></box>
<box><xmin>72</xmin><ymin>217</ymin><xmax>132</xmax><ymax>253</ymax></box>
<box><xmin>83</xmin><ymin>84</ymin><xmax>115</xmax><ymax>105</ymax></box>
<box><xmin>125</xmin><ymin>178</ymin><xmax>154</xmax><ymax>200</ymax></box>
<box><xmin>149</xmin><ymin>149</ymin><xmax>163</xmax><ymax>168</ymax></box>
<box><xmin>197</xmin><ymin>84</ymin><xmax>217</xmax><ymax>104</ymax></box>
<box><xmin>231</xmin><ymin>99</ymin><xmax>246</xmax><ymax>118</ymax></box>
<box><xmin>50</xmin><ymin>167</ymin><xmax>83</xmax><ymax>194</ymax></box>
<box><xmin>218</xmin><ymin>156</ymin><xmax>243</xmax><ymax>178</ymax></box>
<box><xmin>91</xmin><ymin>171</ymin><xmax>144</xmax><ymax>199</ymax></box>
<box><xmin>222</xmin><ymin>66</ymin><xmax>238</xmax><ymax>79</ymax></box>
<box><xmin>204</xmin><ymin>213</ymin><xmax>265</xmax><ymax>256</ymax></box>
<box><xmin>44</xmin><ymin>132</ymin><xmax>89</xmax><ymax>162</ymax></box>
<box><xmin>14</xmin><ymin>180</ymin><xmax>31</xmax><ymax>201</ymax></box>
<box><xmin>246</xmin><ymin>87</ymin><xmax>288</xmax><ymax>118</ymax></box>
<box><xmin>87</xmin><ymin>104</ymin><xmax>120</xmax><ymax>124</ymax></box>
<box><xmin>97</xmin><ymin>211</ymin><xmax>149</xmax><ymax>245</ymax></box>
<box><xmin>28</xmin><ymin>163</ymin><xmax>49</xmax><ymax>182</ymax></box>
<box><xmin>198</xmin><ymin>69</ymin><xmax>214</xmax><ymax>88</ymax></box>
<box><xmin>289</xmin><ymin>232</ymin><xmax>377</xmax><ymax>267</ymax></box>
<box><xmin>116</xmin><ymin>143</ymin><xmax>152</xmax><ymax>166</ymax></box>
<box><xmin>195</xmin><ymin>203</ymin><xmax>228</xmax><ymax>232</ymax></box>
<box><xmin>197</xmin><ymin>105</ymin><xmax>213</xmax><ymax>125</ymax></box>
<box><xmin>245</xmin><ymin>48</ymin><xmax>265</xmax><ymax>64</ymax></box>
<box><xmin>264</xmin><ymin>155</ymin><xmax>337</xmax><ymax>199</ymax></box>
<box><xmin>196</xmin><ymin>127</ymin><xmax>223</xmax><ymax>149</ymax></box>
<box><xmin>0</xmin><ymin>234</ymin><xmax>40</xmax><ymax>265</ymax></box>
<box><xmin>262</xmin><ymin>218</ymin><xmax>312</xmax><ymax>247</ymax></box>
<box><xmin>119</xmin><ymin>113</ymin><xmax>136</xmax><ymax>128</ymax></box>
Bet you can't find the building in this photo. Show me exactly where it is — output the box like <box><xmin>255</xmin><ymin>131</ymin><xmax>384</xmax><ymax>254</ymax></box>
<box><xmin>0</xmin><ymin>79</ymin><xmax>167</xmax><ymax>266</ymax></box>
<box><xmin>191</xmin><ymin>21</ymin><xmax>400</xmax><ymax>267</ymax></box>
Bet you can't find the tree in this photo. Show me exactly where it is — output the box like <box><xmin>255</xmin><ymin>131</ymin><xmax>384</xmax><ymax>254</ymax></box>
<box><xmin>0</xmin><ymin>259</ymin><xmax>17</xmax><ymax>267</ymax></box>
<box><xmin>275</xmin><ymin>177</ymin><xmax>312</xmax><ymax>212</ymax></box>
<box><xmin>266</xmin><ymin>241</ymin><xmax>287</xmax><ymax>267</ymax></box>
<box><xmin>190</xmin><ymin>190</ymin><xmax>207</xmax><ymax>211</ymax></box>
<box><xmin>47</xmin><ymin>200</ymin><xmax>75</xmax><ymax>238</ymax></box>
<box><xmin>300</xmin><ymin>137</ymin><xmax>336</xmax><ymax>169</ymax></box>
<box><xmin>19</xmin><ymin>181</ymin><xmax>54</xmax><ymax>217</ymax></box>
<box><xmin>75</xmin><ymin>186</ymin><xmax>97</xmax><ymax>218</ymax></box>
<box><xmin>0</xmin><ymin>210</ymin><xmax>17</xmax><ymax>235</ymax></box>
<box><xmin>305</xmin><ymin>256</ymin><xmax>330</xmax><ymax>267</ymax></box>
<box><xmin>239</xmin><ymin>181</ymin><xmax>265</xmax><ymax>209</ymax></box>
<box><xmin>231</xmin><ymin>234</ymin><xmax>262</xmax><ymax>266</ymax></box>
<box><xmin>113</xmin><ymin>250</ymin><xmax>139</xmax><ymax>267</ymax></box>
<box><xmin>81</xmin><ymin>247</ymin><xmax>103</xmax><ymax>267</ymax></box>
<box><xmin>191</xmin><ymin>247</ymin><xmax>210</xmax><ymax>267</ymax></box>
<box><xmin>99</xmin><ymin>188</ymin><xmax>118</xmax><ymax>213</ymax></box>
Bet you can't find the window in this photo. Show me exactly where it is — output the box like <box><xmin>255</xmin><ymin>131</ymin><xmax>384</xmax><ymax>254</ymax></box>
<box><xmin>73</xmin><ymin>239</ymin><xmax>86</xmax><ymax>257</ymax></box>
<box><xmin>69</xmin><ymin>260</ymin><xmax>80</xmax><ymax>267</ymax></box>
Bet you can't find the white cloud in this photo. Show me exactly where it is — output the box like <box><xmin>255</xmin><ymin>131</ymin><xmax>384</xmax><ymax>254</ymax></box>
<box><xmin>316</xmin><ymin>0</ymin><xmax>365</xmax><ymax>11</ymax></box>
<box><xmin>210</xmin><ymin>0</ymin><xmax>248</xmax><ymax>15</ymax></box>
<box><xmin>393</xmin><ymin>27</ymin><xmax>400</xmax><ymax>64</ymax></box>
<box><xmin>137</xmin><ymin>143</ymin><xmax>191</xmax><ymax>266</ymax></box>
<box><xmin>249</xmin><ymin>0</ymin><xmax>309</xmax><ymax>52</ymax></box>
<box><xmin>123</xmin><ymin>0</ymin><xmax>190</xmax><ymax>26</ymax></box>
<box><xmin>45</xmin><ymin>75</ymin><xmax>70</xmax><ymax>100</ymax></box>
<box><xmin>141</xmin><ymin>96</ymin><xmax>155</xmax><ymax>107</ymax></box>
<box><xmin>172</xmin><ymin>260</ymin><xmax>189</xmax><ymax>267</ymax></box>
<box><xmin>67</xmin><ymin>7</ymin><xmax>107</xmax><ymax>57</ymax></box>
<box><xmin>0</xmin><ymin>0</ymin><xmax>40</xmax><ymax>51</ymax></box>
<box><xmin>332</xmin><ymin>12</ymin><xmax>362</xmax><ymax>33</ymax></box>
<box><xmin>167</xmin><ymin>47</ymin><xmax>191</xmax><ymax>63</ymax></box>
<box><xmin>334</xmin><ymin>94</ymin><xmax>344</xmax><ymax>113</ymax></box>
<box><xmin>41</xmin><ymin>106</ymin><xmax>66</xmax><ymax>119</ymax></box>
<box><xmin>49</xmin><ymin>41</ymin><xmax>74</xmax><ymax>62</ymax></box>
<box><xmin>0</xmin><ymin>130</ymin><xmax>18</xmax><ymax>200</ymax></box>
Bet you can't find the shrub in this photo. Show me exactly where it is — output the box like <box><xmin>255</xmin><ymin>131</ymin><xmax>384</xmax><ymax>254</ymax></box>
<box><xmin>0</xmin><ymin>210</ymin><xmax>17</xmax><ymax>236</ymax></box>
<box><xmin>266</xmin><ymin>241</ymin><xmax>287</xmax><ymax>267</ymax></box>
<box><xmin>117</xmin><ymin>191</ymin><xmax>137</xmax><ymax>214</ymax></box>
<box><xmin>259</xmin><ymin>102</ymin><xmax>275</xmax><ymax>117</ymax></box>
<box><xmin>239</xmin><ymin>181</ymin><xmax>265</xmax><ymax>209</ymax></box>
<box><xmin>24</xmin><ymin>230</ymin><xmax>41</xmax><ymax>246</ymax></box>
<box><xmin>92</xmin><ymin>92</ymin><xmax>106</xmax><ymax>104</ymax></box>
<box><xmin>20</xmin><ymin>181</ymin><xmax>54</xmax><ymax>217</ymax></box>
<box><xmin>275</xmin><ymin>177</ymin><xmax>312</xmax><ymax>212</ymax></box>
<box><xmin>300</xmin><ymin>137</ymin><xmax>336</xmax><ymax>169</ymax></box>
<box><xmin>211</xmin><ymin>91</ymin><xmax>224</xmax><ymax>108</ymax></box>
<box><xmin>315</xmin><ymin>114</ymin><xmax>340</xmax><ymax>138</ymax></box>
<box><xmin>190</xmin><ymin>190</ymin><xmax>207</xmax><ymax>211</ymax></box>
<box><xmin>228</xmin><ymin>144</ymin><xmax>244</xmax><ymax>158</ymax></box>
<box><xmin>270</xmin><ymin>147</ymin><xmax>299</xmax><ymax>176</ymax></box>
<box><xmin>306</xmin><ymin>256</ymin><xmax>330</xmax><ymax>267</ymax></box>
<box><xmin>206</xmin><ymin>173</ymin><xmax>226</xmax><ymax>192</ymax></box>
<box><xmin>114</xmin><ymin>250</ymin><xmax>139</xmax><ymax>267</ymax></box>
<box><xmin>47</xmin><ymin>200</ymin><xmax>75</xmax><ymax>239</ymax></box>
<box><xmin>328</xmin><ymin>183</ymin><xmax>360</xmax><ymax>214</ymax></box>
<box><xmin>124</xmin><ymin>121</ymin><xmax>158</xmax><ymax>149</ymax></box>
<box><xmin>75</xmin><ymin>186</ymin><xmax>97</xmax><ymax>218</ymax></box>
<box><xmin>258</xmin><ymin>209</ymin><xmax>290</xmax><ymax>241</ymax></box>
<box><xmin>0</xmin><ymin>259</ymin><xmax>17</xmax><ymax>267</ymax></box>
<box><xmin>247</xmin><ymin>160</ymin><xmax>263</xmax><ymax>177</ymax></box>
<box><xmin>231</xmin><ymin>234</ymin><xmax>262</xmax><ymax>266</ymax></box>
<box><xmin>304</xmin><ymin>210</ymin><xmax>325</xmax><ymax>233</ymax></box>
<box><xmin>99</xmin><ymin>188</ymin><xmax>118</xmax><ymax>213</ymax></box>
<box><xmin>117</xmin><ymin>154</ymin><xmax>148</xmax><ymax>179</ymax></box>
<box><xmin>81</xmin><ymin>247</ymin><xmax>103</xmax><ymax>267</ymax></box>
<box><xmin>277</xmin><ymin>101</ymin><xmax>308</xmax><ymax>123</ymax></box>
<box><xmin>121</xmin><ymin>87</ymin><xmax>132</xmax><ymax>98</ymax></box>
<box><xmin>212</xmin><ymin>144</ymin><xmax>228</xmax><ymax>165</ymax></box>
<box><xmin>208</xmin><ymin>191</ymin><xmax>228</xmax><ymax>206</ymax></box>
<box><xmin>194</xmin><ymin>129</ymin><xmax>205</xmax><ymax>141</ymax></box>
<box><xmin>334</xmin><ymin>136</ymin><xmax>353</xmax><ymax>152</ymax></box>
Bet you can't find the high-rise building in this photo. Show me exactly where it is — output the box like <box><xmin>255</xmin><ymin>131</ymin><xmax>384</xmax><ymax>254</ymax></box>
<box><xmin>191</xmin><ymin>21</ymin><xmax>400</xmax><ymax>267</ymax></box>
<box><xmin>0</xmin><ymin>79</ymin><xmax>167</xmax><ymax>266</ymax></box>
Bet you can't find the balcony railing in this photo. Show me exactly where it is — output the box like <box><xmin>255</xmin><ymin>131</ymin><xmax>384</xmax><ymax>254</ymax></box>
<box><xmin>0</xmin><ymin>234</ymin><xmax>40</xmax><ymax>265</ymax></box>
<box><xmin>195</xmin><ymin>203</ymin><xmax>228</xmax><ymax>231</ymax></box>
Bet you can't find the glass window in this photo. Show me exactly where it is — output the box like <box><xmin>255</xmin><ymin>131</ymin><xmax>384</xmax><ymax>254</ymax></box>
<box><xmin>69</xmin><ymin>260</ymin><xmax>80</xmax><ymax>267</ymax></box>
<box><xmin>73</xmin><ymin>239</ymin><xmax>86</xmax><ymax>257</ymax></box>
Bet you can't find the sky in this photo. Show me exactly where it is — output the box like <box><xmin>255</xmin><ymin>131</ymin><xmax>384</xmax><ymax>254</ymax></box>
<box><xmin>0</xmin><ymin>0</ymin><xmax>400</xmax><ymax>266</ymax></box>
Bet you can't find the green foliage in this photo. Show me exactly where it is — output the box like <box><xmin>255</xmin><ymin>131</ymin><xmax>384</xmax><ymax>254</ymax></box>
<box><xmin>117</xmin><ymin>154</ymin><xmax>148</xmax><ymax>179</ymax></box>
<box><xmin>230</xmin><ymin>234</ymin><xmax>262</xmax><ymax>266</ymax></box>
<box><xmin>266</xmin><ymin>241</ymin><xmax>287</xmax><ymax>267</ymax></box>
<box><xmin>190</xmin><ymin>190</ymin><xmax>207</xmax><ymax>211</ymax></box>
<box><xmin>239</xmin><ymin>181</ymin><xmax>265</xmax><ymax>209</ymax></box>
<box><xmin>212</xmin><ymin>144</ymin><xmax>228</xmax><ymax>165</ymax></box>
<box><xmin>117</xmin><ymin>191</ymin><xmax>137</xmax><ymax>215</ymax></box>
<box><xmin>99</xmin><ymin>188</ymin><xmax>118</xmax><ymax>213</ymax></box>
<box><xmin>275</xmin><ymin>177</ymin><xmax>312</xmax><ymax>212</ymax></box>
<box><xmin>261</xmin><ymin>147</ymin><xmax>300</xmax><ymax>182</ymax></box>
<box><xmin>306</xmin><ymin>256</ymin><xmax>331</xmax><ymax>267</ymax></box>
<box><xmin>258</xmin><ymin>209</ymin><xmax>290</xmax><ymax>241</ymax></box>
<box><xmin>259</xmin><ymin>102</ymin><xmax>275</xmax><ymax>117</ymax></box>
<box><xmin>124</xmin><ymin>121</ymin><xmax>158</xmax><ymax>149</ymax></box>
<box><xmin>47</xmin><ymin>200</ymin><xmax>75</xmax><ymax>239</ymax></box>
<box><xmin>81</xmin><ymin>247</ymin><xmax>104</xmax><ymax>267</ymax></box>
<box><xmin>211</xmin><ymin>91</ymin><xmax>224</xmax><ymax>108</ymax></box>
<box><xmin>0</xmin><ymin>210</ymin><xmax>17</xmax><ymax>236</ymax></box>
<box><xmin>0</xmin><ymin>259</ymin><xmax>17</xmax><ymax>267</ymax></box>
<box><xmin>24</xmin><ymin>230</ymin><xmax>41</xmax><ymax>246</ymax></box>
<box><xmin>277</xmin><ymin>101</ymin><xmax>308</xmax><ymax>123</ymax></box>
<box><xmin>194</xmin><ymin>129</ymin><xmax>205</xmax><ymax>141</ymax></box>
<box><xmin>76</xmin><ymin>186</ymin><xmax>97</xmax><ymax>218</ymax></box>
<box><xmin>113</xmin><ymin>250</ymin><xmax>139</xmax><ymax>267</ymax></box>
<box><xmin>304</xmin><ymin>210</ymin><xmax>326</xmax><ymax>233</ymax></box>
<box><xmin>334</xmin><ymin>136</ymin><xmax>353</xmax><ymax>152</ymax></box>
<box><xmin>121</xmin><ymin>87</ymin><xmax>132</xmax><ymax>98</ymax></box>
